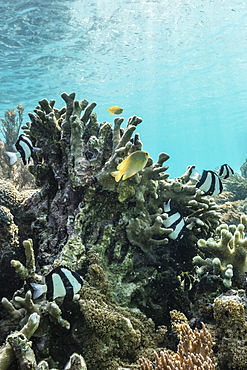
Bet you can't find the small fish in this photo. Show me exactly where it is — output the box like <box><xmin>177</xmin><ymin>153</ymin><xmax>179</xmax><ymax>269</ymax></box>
<box><xmin>163</xmin><ymin>199</ymin><xmax>185</xmax><ymax>240</ymax></box>
<box><xmin>218</xmin><ymin>164</ymin><xmax>234</xmax><ymax>179</ymax></box>
<box><xmin>107</xmin><ymin>105</ymin><xmax>124</xmax><ymax>115</ymax></box>
<box><xmin>111</xmin><ymin>150</ymin><xmax>149</xmax><ymax>182</ymax></box>
<box><xmin>6</xmin><ymin>134</ymin><xmax>39</xmax><ymax>165</ymax></box>
<box><xmin>30</xmin><ymin>266</ymin><xmax>84</xmax><ymax>301</ymax></box>
<box><xmin>196</xmin><ymin>170</ymin><xmax>223</xmax><ymax>196</ymax></box>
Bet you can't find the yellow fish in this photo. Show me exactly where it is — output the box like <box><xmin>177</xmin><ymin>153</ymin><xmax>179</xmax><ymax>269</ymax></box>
<box><xmin>111</xmin><ymin>151</ymin><xmax>149</xmax><ymax>182</ymax></box>
<box><xmin>107</xmin><ymin>105</ymin><xmax>124</xmax><ymax>115</ymax></box>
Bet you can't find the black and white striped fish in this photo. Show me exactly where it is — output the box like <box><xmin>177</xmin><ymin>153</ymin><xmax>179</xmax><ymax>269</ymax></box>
<box><xmin>30</xmin><ymin>266</ymin><xmax>84</xmax><ymax>301</ymax></box>
<box><xmin>163</xmin><ymin>199</ymin><xmax>185</xmax><ymax>240</ymax></box>
<box><xmin>196</xmin><ymin>170</ymin><xmax>223</xmax><ymax>196</ymax></box>
<box><xmin>6</xmin><ymin>134</ymin><xmax>39</xmax><ymax>165</ymax></box>
<box><xmin>218</xmin><ymin>164</ymin><xmax>234</xmax><ymax>179</ymax></box>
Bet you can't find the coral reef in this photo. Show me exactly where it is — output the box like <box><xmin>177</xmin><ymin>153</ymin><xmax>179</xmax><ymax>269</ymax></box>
<box><xmin>139</xmin><ymin>310</ymin><xmax>216</xmax><ymax>370</ymax></box>
<box><xmin>194</xmin><ymin>215</ymin><xmax>247</xmax><ymax>287</ymax></box>
<box><xmin>213</xmin><ymin>290</ymin><xmax>247</xmax><ymax>369</ymax></box>
<box><xmin>0</xmin><ymin>92</ymin><xmax>238</xmax><ymax>370</ymax></box>
<box><xmin>0</xmin><ymin>312</ymin><xmax>40</xmax><ymax>370</ymax></box>
<box><xmin>0</xmin><ymin>105</ymin><xmax>24</xmax><ymax>151</ymax></box>
<box><xmin>223</xmin><ymin>174</ymin><xmax>247</xmax><ymax>201</ymax></box>
<box><xmin>0</xmin><ymin>106</ymin><xmax>35</xmax><ymax>188</ymax></box>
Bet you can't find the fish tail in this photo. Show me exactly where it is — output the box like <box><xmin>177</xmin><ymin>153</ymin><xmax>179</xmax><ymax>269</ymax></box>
<box><xmin>5</xmin><ymin>151</ymin><xmax>20</xmax><ymax>165</ymax></box>
<box><xmin>30</xmin><ymin>283</ymin><xmax>47</xmax><ymax>299</ymax></box>
<box><xmin>111</xmin><ymin>170</ymin><xmax>123</xmax><ymax>182</ymax></box>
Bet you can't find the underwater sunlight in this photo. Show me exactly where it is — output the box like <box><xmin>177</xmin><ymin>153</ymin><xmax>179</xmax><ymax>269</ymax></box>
<box><xmin>1</xmin><ymin>1</ymin><xmax>247</xmax><ymax>370</ymax></box>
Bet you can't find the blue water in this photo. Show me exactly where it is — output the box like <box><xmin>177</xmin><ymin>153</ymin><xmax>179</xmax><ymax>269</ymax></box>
<box><xmin>1</xmin><ymin>0</ymin><xmax>247</xmax><ymax>177</ymax></box>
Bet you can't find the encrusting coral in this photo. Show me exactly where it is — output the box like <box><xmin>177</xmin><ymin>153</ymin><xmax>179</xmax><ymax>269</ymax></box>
<box><xmin>213</xmin><ymin>290</ymin><xmax>247</xmax><ymax>369</ymax></box>
<box><xmin>139</xmin><ymin>310</ymin><xmax>216</xmax><ymax>370</ymax></box>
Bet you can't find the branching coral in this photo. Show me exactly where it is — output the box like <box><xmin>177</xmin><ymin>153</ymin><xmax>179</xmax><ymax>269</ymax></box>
<box><xmin>0</xmin><ymin>238</ymin><xmax>89</xmax><ymax>369</ymax></box>
<box><xmin>0</xmin><ymin>312</ymin><xmax>40</xmax><ymax>370</ymax></box>
<box><xmin>194</xmin><ymin>215</ymin><xmax>247</xmax><ymax>283</ymax></box>
<box><xmin>3</xmin><ymin>238</ymin><xmax>71</xmax><ymax>330</ymax></box>
<box><xmin>139</xmin><ymin>310</ymin><xmax>216</xmax><ymax>370</ymax></box>
<box><xmin>0</xmin><ymin>105</ymin><xmax>24</xmax><ymax>151</ymax></box>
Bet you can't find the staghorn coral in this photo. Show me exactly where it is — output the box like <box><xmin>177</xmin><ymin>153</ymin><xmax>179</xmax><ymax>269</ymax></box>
<box><xmin>213</xmin><ymin>290</ymin><xmax>247</xmax><ymax>369</ymax></box>
<box><xmin>139</xmin><ymin>310</ymin><xmax>216</xmax><ymax>370</ymax></box>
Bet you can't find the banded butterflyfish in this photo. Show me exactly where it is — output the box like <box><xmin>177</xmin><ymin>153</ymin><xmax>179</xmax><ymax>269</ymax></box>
<box><xmin>196</xmin><ymin>170</ymin><xmax>223</xmax><ymax>196</ymax></box>
<box><xmin>218</xmin><ymin>164</ymin><xmax>234</xmax><ymax>179</ymax></box>
<box><xmin>30</xmin><ymin>266</ymin><xmax>84</xmax><ymax>301</ymax></box>
<box><xmin>163</xmin><ymin>199</ymin><xmax>185</xmax><ymax>240</ymax></box>
<box><xmin>6</xmin><ymin>134</ymin><xmax>40</xmax><ymax>165</ymax></box>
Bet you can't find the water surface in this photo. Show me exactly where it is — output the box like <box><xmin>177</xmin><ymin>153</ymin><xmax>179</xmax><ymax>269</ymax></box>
<box><xmin>1</xmin><ymin>0</ymin><xmax>247</xmax><ymax>176</ymax></box>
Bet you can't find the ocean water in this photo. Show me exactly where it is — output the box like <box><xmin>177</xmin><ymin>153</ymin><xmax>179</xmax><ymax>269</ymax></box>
<box><xmin>1</xmin><ymin>0</ymin><xmax>247</xmax><ymax>177</ymax></box>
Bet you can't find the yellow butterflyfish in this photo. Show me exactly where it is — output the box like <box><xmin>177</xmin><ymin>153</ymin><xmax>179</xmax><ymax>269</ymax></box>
<box><xmin>107</xmin><ymin>105</ymin><xmax>124</xmax><ymax>115</ymax></box>
<box><xmin>111</xmin><ymin>150</ymin><xmax>149</xmax><ymax>182</ymax></box>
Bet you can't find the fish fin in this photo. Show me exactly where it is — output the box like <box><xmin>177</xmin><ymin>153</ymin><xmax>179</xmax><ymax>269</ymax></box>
<box><xmin>5</xmin><ymin>151</ymin><xmax>20</xmax><ymax>165</ymax></box>
<box><xmin>32</xmin><ymin>147</ymin><xmax>41</xmax><ymax>152</ymax></box>
<box><xmin>30</xmin><ymin>283</ymin><xmax>47</xmax><ymax>299</ymax></box>
<box><xmin>116</xmin><ymin>159</ymin><xmax>128</xmax><ymax>171</ymax></box>
<box><xmin>190</xmin><ymin>169</ymin><xmax>201</xmax><ymax>181</ymax></box>
<box><xmin>111</xmin><ymin>170</ymin><xmax>123</xmax><ymax>182</ymax></box>
<box><xmin>122</xmin><ymin>173</ymin><xmax>131</xmax><ymax>181</ymax></box>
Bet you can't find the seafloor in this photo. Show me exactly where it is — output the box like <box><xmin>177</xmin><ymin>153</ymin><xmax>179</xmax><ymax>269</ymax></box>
<box><xmin>1</xmin><ymin>93</ymin><xmax>247</xmax><ymax>370</ymax></box>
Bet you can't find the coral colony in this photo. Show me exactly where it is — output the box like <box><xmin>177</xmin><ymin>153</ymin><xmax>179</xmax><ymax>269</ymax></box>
<box><xmin>0</xmin><ymin>92</ymin><xmax>247</xmax><ymax>369</ymax></box>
